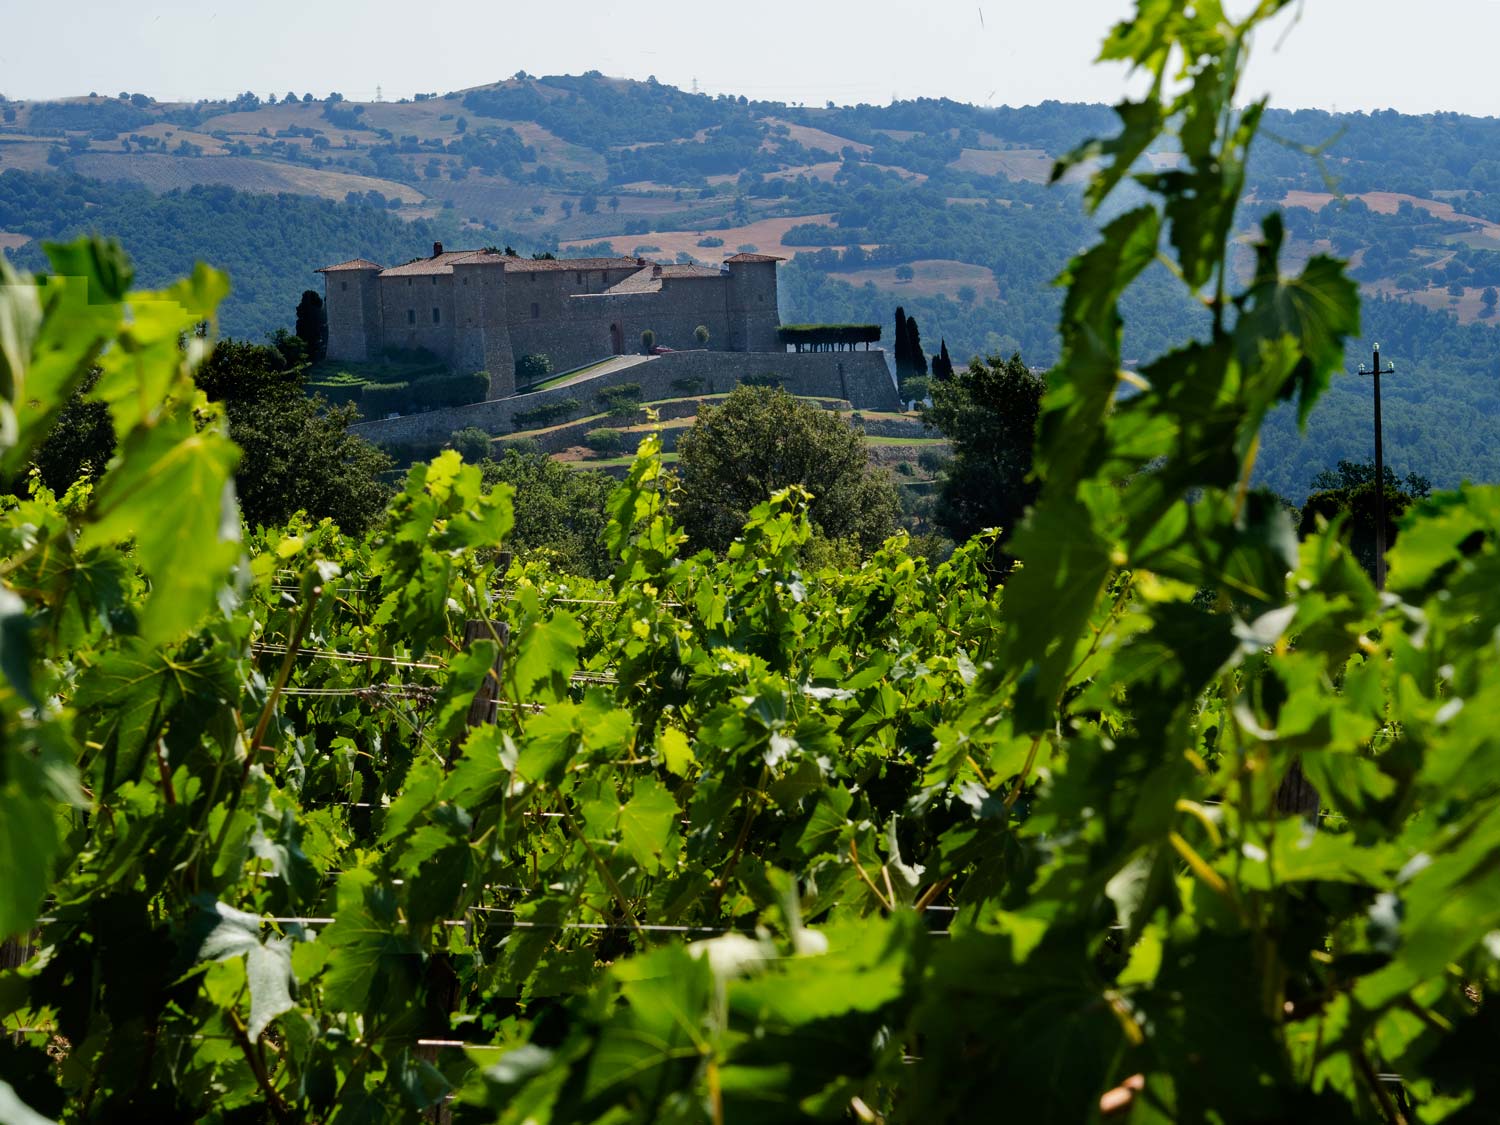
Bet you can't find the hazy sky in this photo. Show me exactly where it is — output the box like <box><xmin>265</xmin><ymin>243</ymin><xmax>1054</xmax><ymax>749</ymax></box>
<box><xmin>4</xmin><ymin>1</ymin><xmax>1499</xmax><ymax>117</ymax></box>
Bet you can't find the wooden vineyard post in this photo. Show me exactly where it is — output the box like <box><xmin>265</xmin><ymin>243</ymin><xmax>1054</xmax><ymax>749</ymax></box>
<box><xmin>461</xmin><ymin>619</ymin><xmax>510</xmax><ymax>731</ymax></box>
<box><xmin>1275</xmin><ymin>761</ymin><xmax>1320</xmax><ymax>821</ymax></box>
<box><xmin>423</xmin><ymin>619</ymin><xmax>510</xmax><ymax>1121</ymax></box>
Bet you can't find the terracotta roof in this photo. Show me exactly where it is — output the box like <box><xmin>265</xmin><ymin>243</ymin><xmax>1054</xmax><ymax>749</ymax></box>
<box><xmin>598</xmin><ymin>266</ymin><xmax>662</xmax><ymax>295</ymax></box>
<box><xmin>378</xmin><ymin>250</ymin><xmax>495</xmax><ymax>277</ymax></box>
<box><xmin>316</xmin><ymin>258</ymin><xmax>383</xmax><ymax>273</ymax></box>
<box><xmin>659</xmin><ymin>264</ymin><xmax>725</xmax><ymax>279</ymax></box>
<box><xmin>501</xmin><ymin>256</ymin><xmax>642</xmax><ymax>273</ymax></box>
<box><xmin>724</xmin><ymin>252</ymin><xmax>785</xmax><ymax>264</ymax></box>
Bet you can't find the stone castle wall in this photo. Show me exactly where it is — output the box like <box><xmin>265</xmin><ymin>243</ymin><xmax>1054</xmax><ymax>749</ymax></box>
<box><xmin>350</xmin><ymin>349</ymin><xmax>899</xmax><ymax>447</ymax></box>
<box><xmin>323</xmin><ymin>255</ymin><xmax>782</xmax><ymax>388</ymax></box>
<box><xmin>325</xmin><ymin>271</ymin><xmax>381</xmax><ymax>362</ymax></box>
<box><xmin>379</xmin><ymin>274</ymin><xmax>458</xmax><ymax>361</ymax></box>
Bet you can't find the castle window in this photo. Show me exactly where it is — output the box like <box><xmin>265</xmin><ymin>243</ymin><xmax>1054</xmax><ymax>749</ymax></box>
<box><xmin>431</xmin><ymin>277</ymin><xmax>437</xmax><ymax>285</ymax></box>
<box><xmin>407</xmin><ymin>279</ymin><xmax>412</xmax><ymax>287</ymax></box>
<box><xmin>407</xmin><ymin>309</ymin><xmax>415</xmax><ymax>325</ymax></box>
<box><xmin>529</xmin><ymin>274</ymin><xmax>536</xmax><ymax>283</ymax></box>
<box><xmin>531</xmin><ymin>302</ymin><xmax>540</xmax><ymax>319</ymax></box>
<box><xmin>341</xmin><ymin>281</ymin><xmax>347</xmax><ymax>291</ymax></box>
<box><xmin>432</xmin><ymin>307</ymin><xmax>440</xmax><ymax>324</ymax></box>
<box><xmin>576</xmin><ymin>272</ymin><xmax>583</xmax><ymax>285</ymax></box>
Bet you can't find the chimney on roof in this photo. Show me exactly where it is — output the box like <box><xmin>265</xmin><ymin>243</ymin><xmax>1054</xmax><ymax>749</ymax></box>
<box><xmin>636</xmin><ymin>257</ymin><xmax>646</xmax><ymax>266</ymax></box>
<box><xmin>432</xmin><ymin>241</ymin><xmax>443</xmax><ymax>257</ymax></box>
<box><xmin>652</xmin><ymin>263</ymin><xmax>662</xmax><ymax>277</ymax></box>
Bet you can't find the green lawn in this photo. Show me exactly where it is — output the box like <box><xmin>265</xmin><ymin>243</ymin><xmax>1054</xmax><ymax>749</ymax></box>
<box><xmin>864</xmin><ymin>435</ymin><xmax>947</xmax><ymax>446</ymax></box>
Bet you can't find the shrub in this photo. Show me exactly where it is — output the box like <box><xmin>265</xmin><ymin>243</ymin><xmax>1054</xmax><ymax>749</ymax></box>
<box><xmin>584</xmin><ymin>427</ymin><xmax>626</xmax><ymax>453</ymax></box>
<box><xmin>739</xmin><ymin>373</ymin><xmax>781</xmax><ymax>389</ymax></box>
<box><xmin>917</xmin><ymin>447</ymin><xmax>948</xmax><ymax>473</ymax></box>
<box><xmin>512</xmin><ymin>397</ymin><xmax>581</xmax><ymax>431</ymax></box>
<box><xmin>417</xmin><ymin>371</ymin><xmax>489</xmax><ymax>409</ymax></box>
<box><xmin>694</xmin><ymin>324</ymin><xmax>711</xmax><ymax>346</ymax></box>
<box><xmin>449</xmin><ymin>426</ymin><xmax>493</xmax><ymax>462</ymax></box>
<box><xmin>640</xmin><ymin>329</ymin><xmax>656</xmax><ymax>354</ymax></box>
<box><xmin>696</xmin><ymin>236</ymin><xmax>724</xmax><ymax>248</ymax></box>
<box><xmin>515</xmin><ymin>353</ymin><xmax>553</xmax><ymax>384</ymax></box>
<box><xmin>596</xmin><ymin>383</ymin><xmax>642</xmax><ymax>409</ymax></box>
<box><xmin>360</xmin><ymin>381</ymin><xmax>411</xmax><ymax>416</ymax></box>
<box><xmin>671</xmin><ymin>377</ymin><xmax>706</xmax><ymax>395</ymax></box>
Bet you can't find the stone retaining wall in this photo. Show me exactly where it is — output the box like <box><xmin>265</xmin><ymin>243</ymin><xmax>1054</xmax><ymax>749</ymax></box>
<box><xmin>351</xmin><ymin>349</ymin><xmax>899</xmax><ymax>446</ymax></box>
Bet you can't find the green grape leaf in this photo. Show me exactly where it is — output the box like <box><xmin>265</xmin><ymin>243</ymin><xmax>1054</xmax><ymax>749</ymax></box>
<box><xmin>82</xmin><ymin>408</ymin><xmax>241</xmax><ymax>644</ymax></box>
<box><xmin>0</xmin><ymin>755</ymin><xmax>61</xmax><ymax>940</ymax></box>
<box><xmin>509</xmin><ymin>610</ymin><xmax>583</xmax><ymax>705</ymax></box>
<box><xmin>0</xmin><ymin>587</ymin><xmax>37</xmax><ymax>708</ymax></box>
<box><xmin>619</xmin><ymin>777</ymin><xmax>680</xmax><ymax>873</ymax></box>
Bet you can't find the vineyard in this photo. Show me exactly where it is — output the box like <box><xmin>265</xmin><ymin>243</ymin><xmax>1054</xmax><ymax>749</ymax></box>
<box><xmin>4</xmin><ymin>4</ymin><xmax>1500</xmax><ymax>1123</ymax></box>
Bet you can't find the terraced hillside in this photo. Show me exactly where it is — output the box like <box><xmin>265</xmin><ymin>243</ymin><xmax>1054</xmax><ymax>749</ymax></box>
<box><xmin>9</xmin><ymin>79</ymin><xmax>1500</xmax><ymax>497</ymax></box>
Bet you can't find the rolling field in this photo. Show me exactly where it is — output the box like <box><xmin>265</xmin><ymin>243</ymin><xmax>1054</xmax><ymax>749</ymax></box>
<box><xmin>950</xmin><ymin>146</ymin><xmax>1053</xmax><ymax>182</ymax></box>
<box><xmin>1369</xmin><ymin>281</ymin><xmax>1500</xmax><ymax>325</ymax></box>
<box><xmin>762</xmin><ymin>118</ymin><xmax>871</xmax><ymax>155</ymax></box>
<box><xmin>66</xmin><ymin>153</ymin><xmax>427</xmax><ymax>203</ymax></box>
<box><xmin>831</xmin><ymin>258</ymin><xmax>999</xmax><ymax>300</ymax></box>
<box><xmin>0</xmin><ymin>139</ymin><xmax>58</xmax><ymax>172</ymax></box>
<box><xmin>561</xmin><ymin>212</ymin><xmax>845</xmax><ymax>262</ymax></box>
<box><xmin>1283</xmin><ymin>190</ymin><xmax>1500</xmax><ymax>238</ymax></box>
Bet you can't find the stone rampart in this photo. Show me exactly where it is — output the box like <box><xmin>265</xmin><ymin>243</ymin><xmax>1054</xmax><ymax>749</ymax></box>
<box><xmin>350</xmin><ymin>349</ymin><xmax>898</xmax><ymax>446</ymax></box>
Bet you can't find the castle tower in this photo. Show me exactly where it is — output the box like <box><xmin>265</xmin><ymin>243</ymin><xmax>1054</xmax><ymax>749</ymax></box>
<box><xmin>453</xmin><ymin>256</ymin><xmax>515</xmax><ymax>398</ymax></box>
<box><xmin>316</xmin><ymin>259</ymin><xmax>383</xmax><ymax>362</ymax></box>
<box><xmin>724</xmin><ymin>253</ymin><xmax>783</xmax><ymax>352</ymax></box>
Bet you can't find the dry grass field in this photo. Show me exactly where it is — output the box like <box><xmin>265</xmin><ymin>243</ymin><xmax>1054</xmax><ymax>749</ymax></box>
<box><xmin>67</xmin><ymin>153</ymin><xmax>426</xmax><ymax>203</ymax></box>
<box><xmin>1283</xmin><ymin>190</ymin><xmax>1500</xmax><ymax>237</ymax></box>
<box><xmin>832</xmin><ymin>258</ymin><xmax>999</xmax><ymax>300</ymax></box>
<box><xmin>763</xmin><ymin>118</ymin><xmax>871</xmax><ymax>155</ymax></box>
<box><xmin>562</xmin><ymin>212</ymin><xmax>845</xmax><ymax>262</ymax></box>
<box><xmin>1369</xmin><ymin>281</ymin><xmax>1500</xmax><ymax>325</ymax></box>
<box><xmin>0</xmin><ymin>232</ymin><xmax>32</xmax><ymax>252</ymax></box>
<box><xmin>949</xmin><ymin>147</ymin><xmax>1052</xmax><ymax>182</ymax></box>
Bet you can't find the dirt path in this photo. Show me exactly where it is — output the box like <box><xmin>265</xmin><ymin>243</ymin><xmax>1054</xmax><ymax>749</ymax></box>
<box><xmin>545</xmin><ymin>353</ymin><xmax>657</xmax><ymax>390</ymax></box>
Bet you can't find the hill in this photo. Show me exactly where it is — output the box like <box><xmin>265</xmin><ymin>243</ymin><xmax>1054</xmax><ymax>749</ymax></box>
<box><xmin>0</xmin><ymin>171</ymin><xmax>459</xmax><ymax>340</ymax></box>
<box><xmin>5</xmin><ymin>80</ymin><xmax>1500</xmax><ymax>497</ymax></box>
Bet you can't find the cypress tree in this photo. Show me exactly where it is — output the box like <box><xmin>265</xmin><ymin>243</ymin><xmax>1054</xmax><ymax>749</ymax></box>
<box><xmin>937</xmin><ymin>339</ymin><xmax>954</xmax><ymax>380</ymax></box>
<box><xmin>907</xmin><ymin>315</ymin><xmax>927</xmax><ymax>377</ymax></box>
<box><xmin>893</xmin><ymin>306</ymin><xmax>910</xmax><ymax>379</ymax></box>
<box><xmin>294</xmin><ymin>289</ymin><xmax>328</xmax><ymax>362</ymax></box>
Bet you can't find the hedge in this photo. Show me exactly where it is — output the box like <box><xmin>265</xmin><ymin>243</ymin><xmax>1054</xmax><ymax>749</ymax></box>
<box><xmin>359</xmin><ymin>370</ymin><xmax>489</xmax><ymax>416</ymax></box>
<box><xmin>360</xmin><ymin>381</ymin><xmax>411</xmax><ymax>417</ymax></box>
<box><xmin>583</xmin><ymin>427</ymin><xmax>626</xmax><ymax>453</ymax></box>
<box><xmin>777</xmin><ymin>324</ymin><xmax>881</xmax><ymax>351</ymax></box>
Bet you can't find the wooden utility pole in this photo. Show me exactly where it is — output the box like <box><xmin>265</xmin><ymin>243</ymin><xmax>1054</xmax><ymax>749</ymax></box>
<box><xmin>1360</xmin><ymin>343</ymin><xmax>1396</xmax><ymax>591</ymax></box>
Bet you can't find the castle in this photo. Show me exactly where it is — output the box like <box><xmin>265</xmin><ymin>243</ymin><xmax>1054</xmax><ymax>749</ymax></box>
<box><xmin>317</xmin><ymin>243</ymin><xmax>783</xmax><ymax>398</ymax></box>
